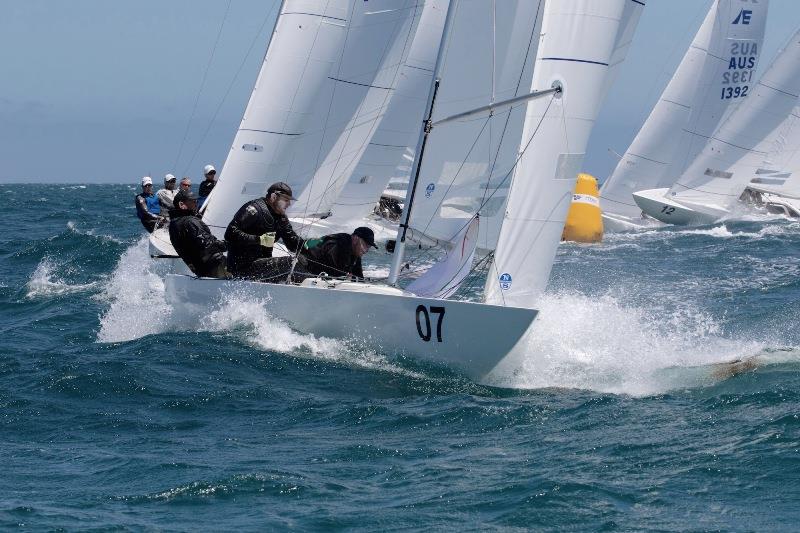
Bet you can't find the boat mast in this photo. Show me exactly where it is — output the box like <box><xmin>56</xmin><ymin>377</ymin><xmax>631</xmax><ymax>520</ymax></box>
<box><xmin>387</xmin><ymin>0</ymin><xmax>458</xmax><ymax>286</ymax></box>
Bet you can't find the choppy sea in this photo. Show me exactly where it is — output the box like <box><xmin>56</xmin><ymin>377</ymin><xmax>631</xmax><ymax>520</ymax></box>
<box><xmin>1</xmin><ymin>184</ymin><xmax>798</xmax><ymax>531</ymax></box>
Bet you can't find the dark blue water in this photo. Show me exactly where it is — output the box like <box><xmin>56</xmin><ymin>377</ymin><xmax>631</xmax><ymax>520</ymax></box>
<box><xmin>2</xmin><ymin>184</ymin><xmax>799</xmax><ymax>530</ymax></box>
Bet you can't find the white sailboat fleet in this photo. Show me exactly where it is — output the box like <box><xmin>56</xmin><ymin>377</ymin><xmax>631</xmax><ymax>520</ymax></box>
<box><xmin>160</xmin><ymin>0</ymin><xmax>643</xmax><ymax>381</ymax></box>
<box><xmin>600</xmin><ymin>0</ymin><xmax>770</xmax><ymax>230</ymax></box>
<box><xmin>601</xmin><ymin>0</ymin><xmax>800</xmax><ymax>229</ymax></box>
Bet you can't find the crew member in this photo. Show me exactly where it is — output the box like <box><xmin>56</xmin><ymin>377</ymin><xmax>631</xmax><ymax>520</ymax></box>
<box><xmin>179</xmin><ymin>176</ymin><xmax>192</xmax><ymax>193</ymax></box>
<box><xmin>224</xmin><ymin>182</ymin><xmax>304</xmax><ymax>281</ymax></box>
<box><xmin>198</xmin><ymin>164</ymin><xmax>217</xmax><ymax>209</ymax></box>
<box><xmin>135</xmin><ymin>176</ymin><xmax>164</xmax><ymax>233</ymax></box>
<box><xmin>157</xmin><ymin>174</ymin><xmax>178</xmax><ymax>216</ymax></box>
<box><xmin>168</xmin><ymin>189</ymin><xmax>228</xmax><ymax>278</ymax></box>
<box><xmin>297</xmin><ymin>226</ymin><xmax>377</xmax><ymax>280</ymax></box>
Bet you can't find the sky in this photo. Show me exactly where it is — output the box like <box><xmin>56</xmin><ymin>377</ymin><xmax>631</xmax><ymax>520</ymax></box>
<box><xmin>1</xmin><ymin>0</ymin><xmax>798</xmax><ymax>184</ymax></box>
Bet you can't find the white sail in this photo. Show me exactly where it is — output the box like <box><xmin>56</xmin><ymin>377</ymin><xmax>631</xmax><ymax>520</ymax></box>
<box><xmin>485</xmin><ymin>0</ymin><xmax>633</xmax><ymax>307</ymax></box>
<box><xmin>324</xmin><ymin>0</ymin><xmax>449</xmax><ymax>226</ymax></box>
<box><xmin>288</xmin><ymin>0</ymin><xmax>427</xmax><ymax>220</ymax></box>
<box><xmin>665</xmin><ymin>27</ymin><xmax>800</xmax><ymax>215</ymax></box>
<box><xmin>401</xmin><ymin>0</ymin><xmax>545</xmax><ymax>252</ymax></box>
<box><xmin>201</xmin><ymin>1</ymin><xmax>355</xmax><ymax>235</ymax></box>
<box><xmin>406</xmin><ymin>216</ymin><xmax>479</xmax><ymax>299</ymax></box>
<box><xmin>746</xmin><ymin>104</ymin><xmax>800</xmax><ymax>197</ymax></box>
<box><xmin>601</xmin><ymin>0</ymin><xmax>769</xmax><ymax>220</ymax></box>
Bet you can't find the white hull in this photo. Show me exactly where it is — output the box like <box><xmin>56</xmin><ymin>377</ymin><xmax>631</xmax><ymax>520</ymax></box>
<box><xmin>633</xmin><ymin>188</ymin><xmax>725</xmax><ymax>226</ymax></box>
<box><xmin>749</xmin><ymin>189</ymin><xmax>800</xmax><ymax>217</ymax></box>
<box><xmin>164</xmin><ymin>274</ymin><xmax>537</xmax><ymax>381</ymax></box>
<box><xmin>149</xmin><ymin>227</ymin><xmax>177</xmax><ymax>258</ymax></box>
<box><xmin>601</xmin><ymin>212</ymin><xmax>662</xmax><ymax>233</ymax></box>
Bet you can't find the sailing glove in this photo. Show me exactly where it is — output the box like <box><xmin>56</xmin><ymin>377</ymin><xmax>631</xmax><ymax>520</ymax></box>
<box><xmin>259</xmin><ymin>232</ymin><xmax>276</xmax><ymax>248</ymax></box>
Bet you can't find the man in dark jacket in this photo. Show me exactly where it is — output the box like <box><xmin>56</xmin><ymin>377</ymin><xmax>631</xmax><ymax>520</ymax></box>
<box><xmin>224</xmin><ymin>182</ymin><xmax>304</xmax><ymax>281</ymax></box>
<box><xmin>198</xmin><ymin>164</ymin><xmax>217</xmax><ymax>209</ymax></box>
<box><xmin>169</xmin><ymin>190</ymin><xmax>228</xmax><ymax>278</ymax></box>
<box><xmin>297</xmin><ymin>226</ymin><xmax>377</xmax><ymax>280</ymax></box>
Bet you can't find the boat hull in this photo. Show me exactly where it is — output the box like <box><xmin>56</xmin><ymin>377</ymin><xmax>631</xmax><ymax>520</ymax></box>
<box><xmin>164</xmin><ymin>274</ymin><xmax>538</xmax><ymax>381</ymax></box>
<box><xmin>633</xmin><ymin>188</ymin><xmax>723</xmax><ymax>225</ymax></box>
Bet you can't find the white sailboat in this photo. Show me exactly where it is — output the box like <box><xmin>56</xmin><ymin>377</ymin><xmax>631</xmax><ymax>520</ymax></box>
<box><xmin>164</xmin><ymin>0</ymin><xmax>637</xmax><ymax>381</ymax></box>
<box><xmin>600</xmin><ymin>0</ymin><xmax>768</xmax><ymax>231</ymax></box>
<box><xmin>634</xmin><ymin>26</ymin><xmax>800</xmax><ymax>225</ymax></box>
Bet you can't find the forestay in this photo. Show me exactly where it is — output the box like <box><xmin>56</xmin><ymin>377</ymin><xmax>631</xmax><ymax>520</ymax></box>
<box><xmin>601</xmin><ymin>0</ymin><xmax>768</xmax><ymax>219</ymax></box>
<box><xmin>201</xmin><ymin>0</ymin><xmax>355</xmax><ymax>236</ymax></box>
<box><xmin>325</xmin><ymin>0</ymin><xmax>449</xmax><ymax>226</ymax></box>
<box><xmin>666</xmin><ymin>27</ymin><xmax>800</xmax><ymax>213</ymax></box>
<box><xmin>485</xmin><ymin>0</ymin><xmax>635</xmax><ymax>308</ymax></box>
<box><xmin>288</xmin><ymin>0</ymin><xmax>428</xmax><ymax>220</ymax></box>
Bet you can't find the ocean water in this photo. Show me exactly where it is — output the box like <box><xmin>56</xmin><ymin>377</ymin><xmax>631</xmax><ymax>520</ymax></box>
<box><xmin>1</xmin><ymin>184</ymin><xmax>799</xmax><ymax>531</ymax></box>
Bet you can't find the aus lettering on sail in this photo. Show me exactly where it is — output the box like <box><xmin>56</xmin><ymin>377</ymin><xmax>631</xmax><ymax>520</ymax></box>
<box><xmin>721</xmin><ymin>8</ymin><xmax>760</xmax><ymax>101</ymax></box>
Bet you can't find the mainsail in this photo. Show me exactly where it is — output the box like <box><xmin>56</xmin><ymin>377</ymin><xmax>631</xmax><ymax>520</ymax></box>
<box><xmin>324</xmin><ymin>0</ymin><xmax>449</xmax><ymax>226</ymax></box>
<box><xmin>401</xmin><ymin>0</ymin><xmax>545</xmax><ymax>252</ymax></box>
<box><xmin>747</xmin><ymin>105</ymin><xmax>800</xmax><ymax>198</ymax></box>
<box><xmin>288</xmin><ymin>0</ymin><xmax>429</xmax><ymax>219</ymax></box>
<box><xmin>201</xmin><ymin>1</ymin><xmax>354</xmax><ymax>235</ymax></box>
<box><xmin>601</xmin><ymin>0</ymin><xmax>769</xmax><ymax>220</ymax></box>
<box><xmin>485</xmin><ymin>0</ymin><xmax>634</xmax><ymax>307</ymax></box>
<box><xmin>663</xmin><ymin>27</ymin><xmax>800</xmax><ymax>216</ymax></box>
<box><xmin>203</xmin><ymin>0</ymin><xmax>423</xmax><ymax>236</ymax></box>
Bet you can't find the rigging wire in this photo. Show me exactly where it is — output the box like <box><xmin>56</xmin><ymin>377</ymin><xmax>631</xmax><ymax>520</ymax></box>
<box><xmin>173</xmin><ymin>0</ymin><xmax>233</xmax><ymax>174</ymax></box>
<box><xmin>179</xmin><ymin>1</ymin><xmax>281</xmax><ymax>177</ymax></box>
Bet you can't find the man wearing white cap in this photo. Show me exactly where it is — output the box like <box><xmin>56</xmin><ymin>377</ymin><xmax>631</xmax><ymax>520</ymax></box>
<box><xmin>134</xmin><ymin>176</ymin><xmax>164</xmax><ymax>233</ymax></box>
<box><xmin>198</xmin><ymin>164</ymin><xmax>217</xmax><ymax>209</ymax></box>
<box><xmin>156</xmin><ymin>174</ymin><xmax>178</xmax><ymax>217</ymax></box>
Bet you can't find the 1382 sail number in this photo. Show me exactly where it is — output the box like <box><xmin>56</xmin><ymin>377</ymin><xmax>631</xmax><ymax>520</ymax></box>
<box><xmin>416</xmin><ymin>305</ymin><xmax>445</xmax><ymax>342</ymax></box>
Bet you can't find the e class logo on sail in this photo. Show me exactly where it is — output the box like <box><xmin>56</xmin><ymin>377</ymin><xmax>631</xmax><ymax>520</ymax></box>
<box><xmin>721</xmin><ymin>9</ymin><xmax>758</xmax><ymax>100</ymax></box>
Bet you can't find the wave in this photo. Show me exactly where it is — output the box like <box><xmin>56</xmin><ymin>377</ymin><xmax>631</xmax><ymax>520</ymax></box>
<box><xmin>674</xmin><ymin>223</ymin><xmax>795</xmax><ymax>240</ymax></box>
<box><xmin>96</xmin><ymin>237</ymin><xmax>174</xmax><ymax>342</ymax></box>
<box><xmin>66</xmin><ymin>220</ymin><xmax>125</xmax><ymax>244</ymax></box>
<box><xmin>604</xmin><ymin>219</ymin><xmax>798</xmax><ymax>243</ymax></box>
<box><xmin>25</xmin><ymin>257</ymin><xmax>99</xmax><ymax>299</ymax></box>
<box><xmin>96</xmin><ymin>239</ymin><xmax>422</xmax><ymax>378</ymax></box>
<box><xmin>485</xmin><ymin>290</ymin><xmax>796</xmax><ymax>396</ymax></box>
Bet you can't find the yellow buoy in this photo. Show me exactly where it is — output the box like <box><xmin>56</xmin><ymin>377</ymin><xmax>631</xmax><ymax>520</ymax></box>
<box><xmin>562</xmin><ymin>173</ymin><xmax>603</xmax><ymax>243</ymax></box>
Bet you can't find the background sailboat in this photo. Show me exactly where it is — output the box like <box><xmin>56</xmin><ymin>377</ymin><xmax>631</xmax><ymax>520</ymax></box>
<box><xmin>635</xmin><ymin>25</ymin><xmax>800</xmax><ymax>225</ymax></box>
<box><xmin>600</xmin><ymin>0</ymin><xmax>768</xmax><ymax>231</ymax></box>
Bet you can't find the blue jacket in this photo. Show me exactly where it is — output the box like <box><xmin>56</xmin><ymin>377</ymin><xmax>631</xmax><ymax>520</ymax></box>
<box><xmin>135</xmin><ymin>192</ymin><xmax>161</xmax><ymax>220</ymax></box>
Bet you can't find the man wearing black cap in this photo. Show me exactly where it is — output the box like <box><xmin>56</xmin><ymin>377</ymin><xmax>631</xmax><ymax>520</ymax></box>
<box><xmin>168</xmin><ymin>189</ymin><xmax>228</xmax><ymax>278</ymax></box>
<box><xmin>297</xmin><ymin>226</ymin><xmax>378</xmax><ymax>280</ymax></box>
<box><xmin>224</xmin><ymin>181</ymin><xmax>305</xmax><ymax>281</ymax></box>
